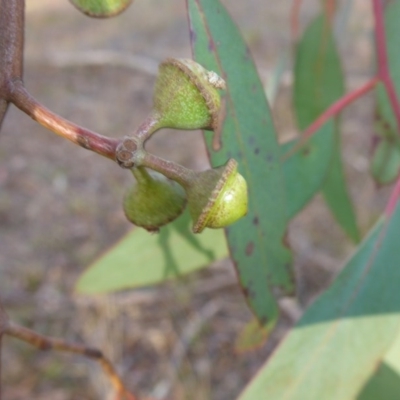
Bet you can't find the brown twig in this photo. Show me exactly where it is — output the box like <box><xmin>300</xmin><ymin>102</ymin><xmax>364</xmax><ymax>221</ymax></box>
<box><xmin>0</xmin><ymin>0</ymin><xmax>15</xmax><ymax>327</ymax></box>
<box><xmin>0</xmin><ymin>0</ymin><xmax>24</xmax><ymax>129</ymax></box>
<box><xmin>0</xmin><ymin>302</ymin><xmax>9</xmax><ymax>400</ymax></box>
<box><xmin>9</xmin><ymin>81</ymin><xmax>121</xmax><ymax>161</ymax></box>
<box><xmin>0</xmin><ymin>0</ymin><xmax>122</xmax><ymax>162</ymax></box>
<box><xmin>0</xmin><ymin>0</ymin><xmax>24</xmax><ymax>83</ymax></box>
<box><xmin>4</xmin><ymin>320</ymin><xmax>137</xmax><ymax>400</ymax></box>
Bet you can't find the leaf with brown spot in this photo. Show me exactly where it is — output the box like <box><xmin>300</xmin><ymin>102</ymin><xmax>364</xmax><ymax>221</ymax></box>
<box><xmin>245</xmin><ymin>242</ymin><xmax>255</xmax><ymax>256</ymax></box>
<box><xmin>187</xmin><ymin>0</ymin><xmax>293</xmax><ymax>325</ymax></box>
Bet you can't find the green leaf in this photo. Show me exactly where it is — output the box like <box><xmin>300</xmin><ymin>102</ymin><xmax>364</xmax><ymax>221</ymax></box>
<box><xmin>187</xmin><ymin>0</ymin><xmax>293</xmax><ymax>326</ymax></box>
<box><xmin>371</xmin><ymin>138</ymin><xmax>400</xmax><ymax>185</ymax></box>
<box><xmin>373</xmin><ymin>2</ymin><xmax>400</xmax><ymax>186</ymax></box>
<box><xmin>294</xmin><ymin>14</ymin><xmax>359</xmax><ymax>242</ymax></box>
<box><xmin>322</xmin><ymin>135</ymin><xmax>360</xmax><ymax>242</ymax></box>
<box><xmin>239</xmin><ymin>202</ymin><xmax>400</xmax><ymax>400</ymax></box>
<box><xmin>69</xmin><ymin>0</ymin><xmax>133</xmax><ymax>17</ymax></box>
<box><xmin>357</xmin><ymin>363</ymin><xmax>400</xmax><ymax>400</ymax></box>
<box><xmin>375</xmin><ymin>2</ymin><xmax>400</xmax><ymax>136</ymax></box>
<box><xmin>373</xmin><ymin>85</ymin><xmax>400</xmax><ymax>187</ymax></box>
<box><xmin>75</xmin><ymin>210</ymin><xmax>227</xmax><ymax>294</ymax></box>
<box><xmin>281</xmin><ymin>122</ymin><xmax>335</xmax><ymax>218</ymax></box>
<box><xmin>294</xmin><ymin>16</ymin><xmax>344</xmax><ymax>127</ymax></box>
<box><xmin>358</xmin><ymin>333</ymin><xmax>400</xmax><ymax>400</ymax></box>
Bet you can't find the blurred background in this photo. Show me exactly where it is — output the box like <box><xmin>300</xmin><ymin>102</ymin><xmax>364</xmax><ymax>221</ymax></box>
<box><xmin>0</xmin><ymin>0</ymin><xmax>385</xmax><ymax>399</ymax></box>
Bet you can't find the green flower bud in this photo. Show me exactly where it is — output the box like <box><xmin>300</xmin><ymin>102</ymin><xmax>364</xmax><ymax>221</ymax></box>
<box><xmin>153</xmin><ymin>58</ymin><xmax>225</xmax><ymax>131</ymax></box>
<box><xmin>123</xmin><ymin>167</ymin><xmax>186</xmax><ymax>232</ymax></box>
<box><xmin>185</xmin><ymin>159</ymin><xmax>248</xmax><ymax>233</ymax></box>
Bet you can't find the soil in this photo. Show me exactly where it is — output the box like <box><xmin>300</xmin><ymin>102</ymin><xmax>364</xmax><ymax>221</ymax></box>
<box><xmin>0</xmin><ymin>1</ymin><xmax>384</xmax><ymax>399</ymax></box>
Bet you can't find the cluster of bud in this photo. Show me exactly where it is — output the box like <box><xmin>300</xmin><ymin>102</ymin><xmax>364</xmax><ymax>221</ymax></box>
<box><xmin>119</xmin><ymin>58</ymin><xmax>248</xmax><ymax>233</ymax></box>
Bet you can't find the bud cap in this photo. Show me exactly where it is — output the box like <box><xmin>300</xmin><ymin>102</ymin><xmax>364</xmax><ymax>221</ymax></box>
<box><xmin>186</xmin><ymin>159</ymin><xmax>248</xmax><ymax>233</ymax></box>
<box><xmin>153</xmin><ymin>58</ymin><xmax>224</xmax><ymax>131</ymax></box>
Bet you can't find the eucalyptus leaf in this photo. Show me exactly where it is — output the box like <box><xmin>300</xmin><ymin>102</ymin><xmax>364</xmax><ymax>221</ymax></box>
<box><xmin>358</xmin><ymin>331</ymin><xmax>400</xmax><ymax>400</ymax></box>
<box><xmin>240</xmin><ymin>202</ymin><xmax>400</xmax><ymax>400</ymax></box>
<box><xmin>76</xmin><ymin>210</ymin><xmax>227</xmax><ymax>294</ymax></box>
<box><xmin>371</xmin><ymin>138</ymin><xmax>400</xmax><ymax>185</ymax></box>
<box><xmin>187</xmin><ymin>0</ymin><xmax>293</xmax><ymax>326</ymax></box>
<box><xmin>294</xmin><ymin>14</ymin><xmax>359</xmax><ymax>242</ymax></box>
<box><xmin>373</xmin><ymin>1</ymin><xmax>400</xmax><ymax>185</ymax></box>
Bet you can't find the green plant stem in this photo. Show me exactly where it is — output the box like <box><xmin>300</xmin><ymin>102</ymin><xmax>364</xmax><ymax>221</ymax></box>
<box><xmin>134</xmin><ymin>111</ymin><xmax>161</xmax><ymax>142</ymax></box>
<box><xmin>140</xmin><ymin>151</ymin><xmax>195</xmax><ymax>187</ymax></box>
<box><xmin>131</xmin><ymin>166</ymin><xmax>152</xmax><ymax>183</ymax></box>
<box><xmin>9</xmin><ymin>81</ymin><xmax>120</xmax><ymax>160</ymax></box>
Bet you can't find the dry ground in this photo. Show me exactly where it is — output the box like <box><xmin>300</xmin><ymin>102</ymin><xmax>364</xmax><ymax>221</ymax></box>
<box><xmin>0</xmin><ymin>1</ymin><xmax>385</xmax><ymax>399</ymax></box>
